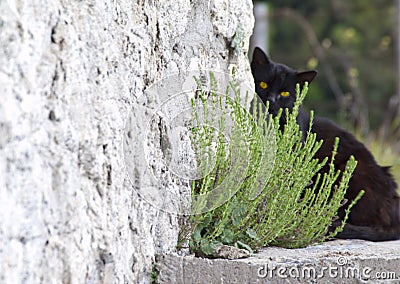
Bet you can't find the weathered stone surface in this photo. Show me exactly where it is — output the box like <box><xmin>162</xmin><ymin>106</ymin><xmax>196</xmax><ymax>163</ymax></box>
<box><xmin>156</xmin><ymin>240</ymin><xmax>400</xmax><ymax>283</ymax></box>
<box><xmin>0</xmin><ymin>0</ymin><xmax>254</xmax><ymax>283</ymax></box>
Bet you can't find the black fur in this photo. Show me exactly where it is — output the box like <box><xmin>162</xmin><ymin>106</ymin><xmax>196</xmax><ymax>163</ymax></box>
<box><xmin>251</xmin><ymin>47</ymin><xmax>400</xmax><ymax>241</ymax></box>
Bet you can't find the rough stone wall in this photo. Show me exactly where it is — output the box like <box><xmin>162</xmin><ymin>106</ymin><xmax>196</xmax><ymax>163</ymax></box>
<box><xmin>0</xmin><ymin>0</ymin><xmax>254</xmax><ymax>283</ymax></box>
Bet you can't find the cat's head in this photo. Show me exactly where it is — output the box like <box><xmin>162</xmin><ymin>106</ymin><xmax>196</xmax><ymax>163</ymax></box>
<box><xmin>251</xmin><ymin>47</ymin><xmax>317</xmax><ymax>115</ymax></box>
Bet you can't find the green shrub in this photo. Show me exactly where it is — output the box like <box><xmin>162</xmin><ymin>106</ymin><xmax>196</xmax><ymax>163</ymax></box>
<box><xmin>178</xmin><ymin>74</ymin><xmax>363</xmax><ymax>256</ymax></box>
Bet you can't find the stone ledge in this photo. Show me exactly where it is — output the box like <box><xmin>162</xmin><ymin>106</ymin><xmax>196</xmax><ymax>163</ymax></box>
<box><xmin>155</xmin><ymin>240</ymin><xmax>400</xmax><ymax>283</ymax></box>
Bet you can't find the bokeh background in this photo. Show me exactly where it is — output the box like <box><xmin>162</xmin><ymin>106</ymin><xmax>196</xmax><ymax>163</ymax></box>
<box><xmin>250</xmin><ymin>0</ymin><xmax>400</xmax><ymax>186</ymax></box>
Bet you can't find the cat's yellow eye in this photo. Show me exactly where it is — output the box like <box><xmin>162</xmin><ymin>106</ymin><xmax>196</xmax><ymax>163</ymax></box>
<box><xmin>259</xmin><ymin>81</ymin><xmax>268</xmax><ymax>89</ymax></box>
<box><xmin>281</xmin><ymin>91</ymin><xmax>290</xmax><ymax>97</ymax></box>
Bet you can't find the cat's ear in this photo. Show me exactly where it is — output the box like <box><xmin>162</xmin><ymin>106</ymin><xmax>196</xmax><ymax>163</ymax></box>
<box><xmin>251</xmin><ymin>47</ymin><xmax>272</xmax><ymax>68</ymax></box>
<box><xmin>296</xmin><ymin>70</ymin><xmax>317</xmax><ymax>87</ymax></box>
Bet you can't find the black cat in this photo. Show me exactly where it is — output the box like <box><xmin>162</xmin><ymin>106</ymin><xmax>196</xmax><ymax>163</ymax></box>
<box><xmin>251</xmin><ymin>47</ymin><xmax>400</xmax><ymax>241</ymax></box>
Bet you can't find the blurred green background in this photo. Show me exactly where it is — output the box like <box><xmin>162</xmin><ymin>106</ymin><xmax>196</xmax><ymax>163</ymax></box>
<box><xmin>251</xmin><ymin>0</ymin><xmax>400</xmax><ymax>184</ymax></box>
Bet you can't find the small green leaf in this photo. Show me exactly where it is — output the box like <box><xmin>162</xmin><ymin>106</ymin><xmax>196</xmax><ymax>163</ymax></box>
<box><xmin>246</xmin><ymin>228</ymin><xmax>260</xmax><ymax>241</ymax></box>
<box><xmin>221</xmin><ymin>229</ymin><xmax>235</xmax><ymax>243</ymax></box>
<box><xmin>200</xmin><ymin>240</ymin><xmax>222</xmax><ymax>256</ymax></box>
<box><xmin>235</xmin><ymin>240</ymin><xmax>253</xmax><ymax>254</ymax></box>
<box><xmin>231</xmin><ymin>204</ymin><xmax>247</xmax><ymax>226</ymax></box>
<box><xmin>193</xmin><ymin>226</ymin><xmax>202</xmax><ymax>242</ymax></box>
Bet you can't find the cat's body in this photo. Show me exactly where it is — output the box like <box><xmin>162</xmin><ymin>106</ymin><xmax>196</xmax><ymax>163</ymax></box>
<box><xmin>251</xmin><ymin>47</ymin><xmax>400</xmax><ymax>241</ymax></box>
<box><xmin>311</xmin><ymin>115</ymin><xmax>400</xmax><ymax>240</ymax></box>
